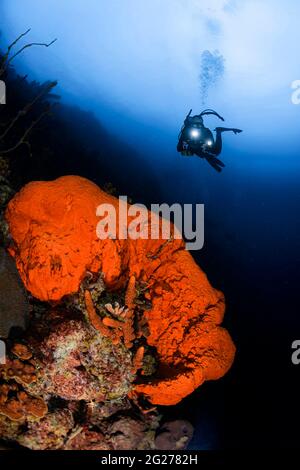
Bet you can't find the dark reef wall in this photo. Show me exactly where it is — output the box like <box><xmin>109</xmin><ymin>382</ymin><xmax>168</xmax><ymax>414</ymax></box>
<box><xmin>0</xmin><ymin>56</ymin><xmax>160</xmax><ymax>205</ymax></box>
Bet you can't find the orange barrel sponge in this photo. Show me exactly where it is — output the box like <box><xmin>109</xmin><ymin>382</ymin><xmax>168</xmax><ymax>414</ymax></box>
<box><xmin>5</xmin><ymin>176</ymin><xmax>235</xmax><ymax>405</ymax></box>
<box><xmin>5</xmin><ymin>176</ymin><xmax>127</xmax><ymax>300</ymax></box>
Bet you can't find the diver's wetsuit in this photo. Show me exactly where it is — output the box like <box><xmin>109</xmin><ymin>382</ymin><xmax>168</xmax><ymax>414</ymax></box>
<box><xmin>177</xmin><ymin>125</ymin><xmax>242</xmax><ymax>172</ymax></box>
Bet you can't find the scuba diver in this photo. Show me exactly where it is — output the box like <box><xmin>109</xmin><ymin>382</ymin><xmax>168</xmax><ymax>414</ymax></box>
<box><xmin>177</xmin><ymin>109</ymin><xmax>242</xmax><ymax>172</ymax></box>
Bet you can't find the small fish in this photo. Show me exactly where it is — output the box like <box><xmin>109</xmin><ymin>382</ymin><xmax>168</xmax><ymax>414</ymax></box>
<box><xmin>0</xmin><ymin>247</ymin><xmax>29</xmax><ymax>338</ymax></box>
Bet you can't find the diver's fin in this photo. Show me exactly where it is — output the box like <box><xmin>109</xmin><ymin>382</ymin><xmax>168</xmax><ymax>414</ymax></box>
<box><xmin>209</xmin><ymin>156</ymin><xmax>225</xmax><ymax>167</ymax></box>
<box><xmin>215</xmin><ymin>127</ymin><xmax>242</xmax><ymax>134</ymax></box>
<box><xmin>204</xmin><ymin>152</ymin><xmax>225</xmax><ymax>167</ymax></box>
<box><xmin>204</xmin><ymin>155</ymin><xmax>224</xmax><ymax>172</ymax></box>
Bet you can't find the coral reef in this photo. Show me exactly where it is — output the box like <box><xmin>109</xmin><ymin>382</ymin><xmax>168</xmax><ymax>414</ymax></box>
<box><xmin>5</xmin><ymin>176</ymin><xmax>235</xmax><ymax>406</ymax></box>
<box><xmin>1</xmin><ymin>357</ymin><xmax>36</xmax><ymax>386</ymax></box>
<box><xmin>25</xmin><ymin>309</ymin><xmax>134</xmax><ymax>402</ymax></box>
<box><xmin>18</xmin><ymin>409</ymin><xmax>74</xmax><ymax>450</ymax></box>
<box><xmin>154</xmin><ymin>420</ymin><xmax>194</xmax><ymax>450</ymax></box>
<box><xmin>0</xmin><ymin>39</ymin><xmax>218</xmax><ymax>450</ymax></box>
<box><xmin>0</xmin><ymin>305</ymin><xmax>160</xmax><ymax>450</ymax></box>
<box><xmin>64</xmin><ymin>427</ymin><xmax>111</xmax><ymax>450</ymax></box>
<box><xmin>0</xmin><ymin>383</ymin><xmax>47</xmax><ymax>422</ymax></box>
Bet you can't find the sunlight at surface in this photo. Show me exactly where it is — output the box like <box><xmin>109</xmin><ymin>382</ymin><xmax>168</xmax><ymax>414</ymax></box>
<box><xmin>0</xmin><ymin>0</ymin><xmax>300</xmax><ymax>171</ymax></box>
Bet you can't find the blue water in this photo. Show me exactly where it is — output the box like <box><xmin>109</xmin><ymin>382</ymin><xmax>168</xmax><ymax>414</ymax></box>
<box><xmin>1</xmin><ymin>0</ymin><xmax>300</xmax><ymax>448</ymax></box>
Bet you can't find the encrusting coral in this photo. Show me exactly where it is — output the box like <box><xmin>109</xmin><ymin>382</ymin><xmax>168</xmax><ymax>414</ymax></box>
<box><xmin>18</xmin><ymin>409</ymin><xmax>75</xmax><ymax>450</ymax></box>
<box><xmin>0</xmin><ymin>383</ymin><xmax>47</xmax><ymax>422</ymax></box>
<box><xmin>26</xmin><ymin>309</ymin><xmax>134</xmax><ymax>402</ymax></box>
<box><xmin>0</xmin><ymin>341</ymin><xmax>48</xmax><ymax>423</ymax></box>
<box><xmin>4</xmin><ymin>175</ymin><xmax>235</xmax><ymax>407</ymax></box>
<box><xmin>0</xmin><ymin>307</ymin><xmax>159</xmax><ymax>450</ymax></box>
<box><xmin>1</xmin><ymin>358</ymin><xmax>36</xmax><ymax>386</ymax></box>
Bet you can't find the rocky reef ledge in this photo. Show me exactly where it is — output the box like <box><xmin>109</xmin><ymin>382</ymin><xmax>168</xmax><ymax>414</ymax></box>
<box><xmin>0</xmin><ymin>175</ymin><xmax>235</xmax><ymax>450</ymax></box>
